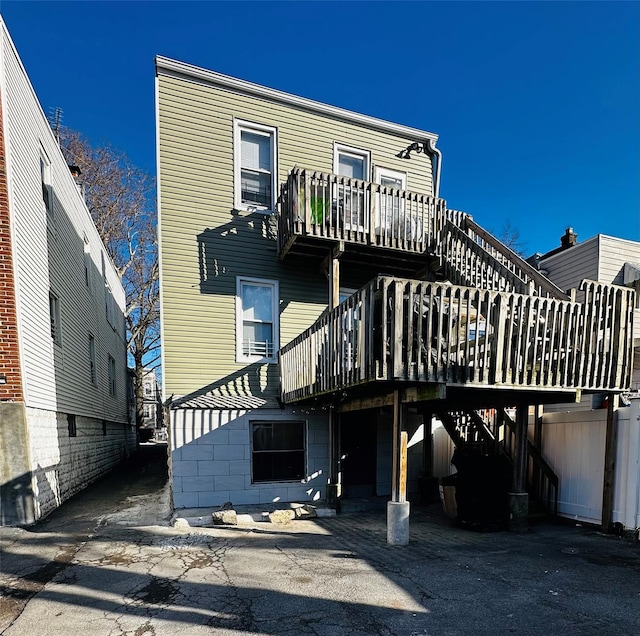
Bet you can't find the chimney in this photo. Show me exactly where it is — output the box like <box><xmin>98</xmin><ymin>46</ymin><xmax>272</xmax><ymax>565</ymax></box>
<box><xmin>560</xmin><ymin>227</ymin><xmax>577</xmax><ymax>250</ymax></box>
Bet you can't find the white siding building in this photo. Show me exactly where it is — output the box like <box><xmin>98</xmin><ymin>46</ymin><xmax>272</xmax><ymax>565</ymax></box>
<box><xmin>0</xmin><ymin>19</ymin><xmax>135</xmax><ymax>525</ymax></box>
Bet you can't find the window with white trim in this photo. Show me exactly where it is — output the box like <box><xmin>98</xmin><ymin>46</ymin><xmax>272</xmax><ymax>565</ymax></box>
<box><xmin>88</xmin><ymin>334</ymin><xmax>97</xmax><ymax>386</ymax></box>
<box><xmin>374</xmin><ymin>166</ymin><xmax>408</xmax><ymax>238</ymax></box>
<box><xmin>234</xmin><ymin>120</ymin><xmax>277</xmax><ymax>213</ymax></box>
<box><xmin>108</xmin><ymin>355</ymin><xmax>116</xmax><ymax>397</ymax></box>
<box><xmin>49</xmin><ymin>291</ymin><xmax>61</xmax><ymax>345</ymax></box>
<box><xmin>251</xmin><ymin>420</ymin><xmax>306</xmax><ymax>482</ymax></box>
<box><xmin>333</xmin><ymin>144</ymin><xmax>370</xmax><ymax>230</ymax></box>
<box><xmin>237</xmin><ymin>277</ymin><xmax>279</xmax><ymax>362</ymax></box>
<box><xmin>83</xmin><ymin>234</ymin><xmax>92</xmax><ymax>290</ymax></box>
<box><xmin>40</xmin><ymin>147</ymin><xmax>53</xmax><ymax>219</ymax></box>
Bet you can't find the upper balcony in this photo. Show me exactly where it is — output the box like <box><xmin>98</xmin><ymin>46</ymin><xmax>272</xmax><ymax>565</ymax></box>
<box><xmin>277</xmin><ymin>167</ymin><xmax>451</xmax><ymax>275</ymax></box>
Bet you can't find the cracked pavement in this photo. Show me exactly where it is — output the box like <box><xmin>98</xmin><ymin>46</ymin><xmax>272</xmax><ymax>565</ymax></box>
<box><xmin>2</xmin><ymin>444</ymin><xmax>640</xmax><ymax>635</ymax></box>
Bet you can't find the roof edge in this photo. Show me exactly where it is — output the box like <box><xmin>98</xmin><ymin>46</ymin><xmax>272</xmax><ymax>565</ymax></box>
<box><xmin>155</xmin><ymin>56</ymin><xmax>439</xmax><ymax>143</ymax></box>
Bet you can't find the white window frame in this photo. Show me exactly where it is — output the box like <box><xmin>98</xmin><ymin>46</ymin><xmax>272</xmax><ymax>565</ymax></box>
<box><xmin>88</xmin><ymin>334</ymin><xmax>97</xmax><ymax>386</ymax></box>
<box><xmin>236</xmin><ymin>277</ymin><xmax>279</xmax><ymax>364</ymax></box>
<box><xmin>40</xmin><ymin>146</ymin><xmax>53</xmax><ymax>220</ymax></box>
<box><xmin>374</xmin><ymin>166</ymin><xmax>408</xmax><ymax>238</ymax></box>
<box><xmin>49</xmin><ymin>291</ymin><xmax>61</xmax><ymax>346</ymax></box>
<box><xmin>234</xmin><ymin>119</ymin><xmax>278</xmax><ymax>214</ymax></box>
<box><xmin>333</xmin><ymin>143</ymin><xmax>371</xmax><ymax>180</ymax></box>
<box><xmin>83</xmin><ymin>234</ymin><xmax>92</xmax><ymax>291</ymax></box>
<box><xmin>333</xmin><ymin>143</ymin><xmax>371</xmax><ymax>231</ymax></box>
<box><xmin>108</xmin><ymin>355</ymin><xmax>116</xmax><ymax>397</ymax></box>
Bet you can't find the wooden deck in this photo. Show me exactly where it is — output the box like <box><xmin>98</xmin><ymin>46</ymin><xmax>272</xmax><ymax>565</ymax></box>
<box><xmin>277</xmin><ymin>167</ymin><xmax>451</xmax><ymax>263</ymax></box>
<box><xmin>279</xmin><ymin>276</ymin><xmax>635</xmax><ymax>404</ymax></box>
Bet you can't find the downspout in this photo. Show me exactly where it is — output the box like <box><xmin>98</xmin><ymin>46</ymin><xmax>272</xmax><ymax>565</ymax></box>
<box><xmin>425</xmin><ymin>138</ymin><xmax>442</xmax><ymax>199</ymax></box>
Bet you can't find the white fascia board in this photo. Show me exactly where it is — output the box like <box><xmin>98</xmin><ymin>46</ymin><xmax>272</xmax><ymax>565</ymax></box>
<box><xmin>155</xmin><ymin>56</ymin><xmax>439</xmax><ymax>144</ymax></box>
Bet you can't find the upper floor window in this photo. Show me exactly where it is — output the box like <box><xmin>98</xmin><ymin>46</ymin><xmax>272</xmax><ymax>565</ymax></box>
<box><xmin>40</xmin><ymin>148</ymin><xmax>53</xmax><ymax>219</ymax></box>
<box><xmin>88</xmin><ymin>334</ymin><xmax>97</xmax><ymax>386</ymax></box>
<box><xmin>234</xmin><ymin>120</ymin><xmax>277</xmax><ymax>213</ymax></box>
<box><xmin>334</xmin><ymin>143</ymin><xmax>370</xmax><ymax>182</ymax></box>
<box><xmin>236</xmin><ymin>277</ymin><xmax>279</xmax><ymax>363</ymax></box>
<box><xmin>83</xmin><ymin>234</ymin><xmax>92</xmax><ymax>290</ymax></box>
<box><xmin>333</xmin><ymin>144</ymin><xmax>370</xmax><ymax>231</ymax></box>
<box><xmin>49</xmin><ymin>291</ymin><xmax>61</xmax><ymax>345</ymax></box>
<box><xmin>108</xmin><ymin>355</ymin><xmax>116</xmax><ymax>397</ymax></box>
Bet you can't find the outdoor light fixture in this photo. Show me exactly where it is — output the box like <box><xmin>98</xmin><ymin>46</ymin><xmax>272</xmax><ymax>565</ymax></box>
<box><xmin>0</xmin><ymin>374</ymin><xmax>6</xmax><ymax>385</ymax></box>
<box><xmin>396</xmin><ymin>141</ymin><xmax>428</xmax><ymax>159</ymax></box>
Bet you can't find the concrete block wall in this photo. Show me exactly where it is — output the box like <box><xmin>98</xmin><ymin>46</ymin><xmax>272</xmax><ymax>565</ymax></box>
<box><xmin>26</xmin><ymin>407</ymin><xmax>136</xmax><ymax>519</ymax></box>
<box><xmin>171</xmin><ymin>407</ymin><xmax>329</xmax><ymax>509</ymax></box>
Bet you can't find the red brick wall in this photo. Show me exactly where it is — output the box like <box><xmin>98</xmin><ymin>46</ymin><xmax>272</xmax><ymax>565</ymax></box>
<box><xmin>0</xmin><ymin>89</ymin><xmax>24</xmax><ymax>402</ymax></box>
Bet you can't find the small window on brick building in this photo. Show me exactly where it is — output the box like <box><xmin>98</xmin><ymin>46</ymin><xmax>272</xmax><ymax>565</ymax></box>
<box><xmin>67</xmin><ymin>414</ymin><xmax>77</xmax><ymax>437</ymax></box>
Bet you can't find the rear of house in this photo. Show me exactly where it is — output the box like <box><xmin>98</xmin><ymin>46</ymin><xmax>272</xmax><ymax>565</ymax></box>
<box><xmin>156</xmin><ymin>56</ymin><xmax>635</xmax><ymax>536</ymax></box>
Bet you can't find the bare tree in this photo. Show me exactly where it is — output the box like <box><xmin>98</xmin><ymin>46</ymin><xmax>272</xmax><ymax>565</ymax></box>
<box><xmin>59</xmin><ymin>128</ymin><xmax>159</xmax><ymax>428</ymax></box>
<box><xmin>498</xmin><ymin>220</ymin><xmax>527</xmax><ymax>257</ymax></box>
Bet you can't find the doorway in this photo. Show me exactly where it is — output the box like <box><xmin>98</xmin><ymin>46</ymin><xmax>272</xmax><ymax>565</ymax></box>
<box><xmin>340</xmin><ymin>411</ymin><xmax>377</xmax><ymax>498</ymax></box>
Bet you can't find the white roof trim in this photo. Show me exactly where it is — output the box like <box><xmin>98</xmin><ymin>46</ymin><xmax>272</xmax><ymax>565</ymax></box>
<box><xmin>156</xmin><ymin>56</ymin><xmax>439</xmax><ymax>143</ymax></box>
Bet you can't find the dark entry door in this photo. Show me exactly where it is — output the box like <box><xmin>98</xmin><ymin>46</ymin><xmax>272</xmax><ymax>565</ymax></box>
<box><xmin>340</xmin><ymin>413</ymin><xmax>377</xmax><ymax>498</ymax></box>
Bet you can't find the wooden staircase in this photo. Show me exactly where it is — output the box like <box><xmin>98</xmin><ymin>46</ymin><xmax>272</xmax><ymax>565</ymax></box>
<box><xmin>436</xmin><ymin>408</ymin><xmax>559</xmax><ymax>517</ymax></box>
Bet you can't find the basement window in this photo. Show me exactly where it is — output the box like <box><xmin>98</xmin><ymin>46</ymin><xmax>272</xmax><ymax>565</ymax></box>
<box><xmin>251</xmin><ymin>420</ymin><xmax>306</xmax><ymax>483</ymax></box>
<box><xmin>67</xmin><ymin>414</ymin><xmax>77</xmax><ymax>437</ymax></box>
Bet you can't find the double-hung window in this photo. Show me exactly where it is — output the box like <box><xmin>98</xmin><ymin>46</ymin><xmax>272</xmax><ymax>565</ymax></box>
<box><xmin>108</xmin><ymin>355</ymin><xmax>116</xmax><ymax>397</ymax></box>
<box><xmin>333</xmin><ymin>144</ymin><xmax>370</xmax><ymax>231</ymax></box>
<box><xmin>49</xmin><ymin>291</ymin><xmax>61</xmax><ymax>346</ymax></box>
<box><xmin>251</xmin><ymin>420</ymin><xmax>306</xmax><ymax>482</ymax></box>
<box><xmin>234</xmin><ymin>120</ymin><xmax>277</xmax><ymax>213</ymax></box>
<box><xmin>374</xmin><ymin>167</ymin><xmax>407</xmax><ymax>239</ymax></box>
<box><xmin>237</xmin><ymin>277</ymin><xmax>279</xmax><ymax>363</ymax></box>
<box><xmin>88</xmin><ymin>334</ymin><xmax>97</xmax><ymax>386</ymax></box>
<box><xmin>40</xmin><ymin>147</ymin><xmax>53</xmax><ymax>220</ymax></box>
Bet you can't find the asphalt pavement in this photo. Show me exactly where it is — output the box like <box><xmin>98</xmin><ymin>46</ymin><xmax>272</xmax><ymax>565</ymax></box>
<box><xmin>1</xmin><ymin>443</ymin><xmax>639</xmax><ymax>635</ymax></box>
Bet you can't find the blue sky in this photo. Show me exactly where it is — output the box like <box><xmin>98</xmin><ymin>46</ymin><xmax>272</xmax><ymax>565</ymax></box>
<box><xmin>2</xmin><ymin>1</ymin><xmax>638</xmax><ymax>255</ymax></box>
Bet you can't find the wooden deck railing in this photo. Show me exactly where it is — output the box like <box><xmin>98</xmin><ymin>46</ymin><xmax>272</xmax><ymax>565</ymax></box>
<box><xmin>442</xmin><ymin>217</ymin><xmax>568</xmax><ymax>299</ymax></box>
<box><xmin>280</xmin><ymin>276</ymin><xmax>635</xmax><ymax>403</ymax></box>
<box><xmin>277</xmin><ymin>167</ymin><xmax>451</xmax><ymax>257</ymax></box>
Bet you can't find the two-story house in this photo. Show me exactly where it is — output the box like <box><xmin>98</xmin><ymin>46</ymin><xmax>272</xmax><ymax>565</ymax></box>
<box><xmin>156</xmin><ymin>56</ymin><xmax>634</xmax><ymax>540</ymax></box>
<box><xmin>0</xmin><ymin>20</ymin><xmax>133</xmax><ymax>525</ymax></box>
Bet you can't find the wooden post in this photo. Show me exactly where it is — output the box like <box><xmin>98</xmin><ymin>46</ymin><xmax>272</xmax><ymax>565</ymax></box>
<box><xmin>391</xmin><ymin>390</ymin><xmax>408</xmax><ymax>502</ymax></box>
<box><xmin>601</xmin><ymin>393</ymin><xmax>618</xmax><ymax>533</ymax></box>
<box><xmin>326</xmin><ymin>410</ymin><xmax>341</xmax><ymax>507</ymax></box>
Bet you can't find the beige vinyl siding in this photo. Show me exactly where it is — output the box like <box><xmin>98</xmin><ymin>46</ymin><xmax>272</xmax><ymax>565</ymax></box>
<box><xmin>598</xmin><ymin>235</ymin><xmax>640</xmax><ymax>285</ymax></box>
<box><xmin>2</xmin><ymin>27</ymin><xmax>128</xmax><ymax>422</ymax></box>
<box><xmin>158</xmin><ymin>72</ymin><xmax>437</xmax><ymax>399</ymax></box>
<box><xmin>539</xmin><ymin>238</ymin><xmax>599</xmax><ymax>295</ymax></box>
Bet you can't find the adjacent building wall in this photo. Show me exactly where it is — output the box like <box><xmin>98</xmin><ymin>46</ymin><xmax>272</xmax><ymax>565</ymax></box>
<box><xmin>0</xmin><ymin>20</ymin><xmax>134</xmax><ymax>524</ymax></box>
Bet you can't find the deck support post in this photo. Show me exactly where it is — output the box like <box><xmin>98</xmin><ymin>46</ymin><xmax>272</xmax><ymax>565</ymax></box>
<box><xmin>601</xmin><ymin>393</ymin><xmax>618</xmax><ymax>533</ymax></box>
<box><xmin>388</xmin><ymin>390</ymin><xmax>410</xmax><ymax>545</ymax></box>
<box><xmin>508</xmin><ymin>403</ymin><xmax>529</xmax><ymax>532</ymax></box>
<box><xmin>326</xmin><ymin>410</ymin><xmax>341</xmax><ymax>508</ymax></box>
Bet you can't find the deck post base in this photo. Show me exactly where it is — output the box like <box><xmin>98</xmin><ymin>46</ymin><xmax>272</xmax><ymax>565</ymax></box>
<box><xmin>387</xmin><ymin>500</ymin><xmax>410</xmax><ymax>545</ymax></box>
<box><xmin>326</xmin><ymin>483</ymin><xmax>341</xmax><ymax>509</ymax></box>
<box><xmin>508</xmin><ymin>492</ymin><xmax>529</xmax><ymax>532</ymax></box>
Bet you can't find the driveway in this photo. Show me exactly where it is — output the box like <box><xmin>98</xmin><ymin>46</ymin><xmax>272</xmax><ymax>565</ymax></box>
<box><xmin>1</xmin><ymin>445</ymin><xmax>639</xmax><ymax>635</ymax></box>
